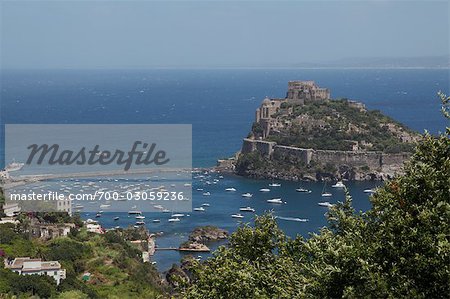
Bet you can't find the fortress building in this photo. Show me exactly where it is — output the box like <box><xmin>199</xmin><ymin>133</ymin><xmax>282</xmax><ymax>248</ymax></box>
<box><xmin>255</xmin><ymin>81</ymin><xmax>330</xmax><ymax>138</ymax></box>
<box><xmin>285</xmin><ymin>81</ymin><xmax>330</xmax><ymax>104</ymax></box>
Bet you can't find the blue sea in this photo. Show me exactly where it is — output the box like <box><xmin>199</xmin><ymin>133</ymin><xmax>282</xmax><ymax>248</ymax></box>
<box><xmin>1</xmin><ymin>68</ymin><xmax>449</xmax><ymax>271</ymax></box>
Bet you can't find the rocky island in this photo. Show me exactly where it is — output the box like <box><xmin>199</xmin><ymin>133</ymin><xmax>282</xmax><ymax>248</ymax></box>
<box><xmin>178</xmin><ymin>226</ymin><xmax>228</xmax><ymax>252</ymax></box>
<box><xmin>220</xmin><ymin>81</ymin><xmax>419</xmax><ymax>181</ymax></box>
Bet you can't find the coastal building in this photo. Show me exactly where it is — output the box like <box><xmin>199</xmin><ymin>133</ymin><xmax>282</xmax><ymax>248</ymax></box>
<box><xmin>285</xmin><ymin>81</ymin><xmax>330</xmax><ymax>104</ymax></box>
<box><xmin>255</xmin><ymin>81</ymin><xmax>330</xmax><ymax>138</ymax></box>
<box><xmin>0</xmin><ymin>170</ymin><xmax>10</xmax><ymax>181</ymax></box>
<box><xmin>85</xmin><ymin>219</ymin><xmax>104</xmax><ymax>234</ymax></box>
<box><xmin>0</xmin><ymin>217</ymin><xmax>19</xmax><ymax>225</ymax></box>
<box><xmin>2</xmin><ymin>202</ymin><xmax>21</xmax><ymax>217</ymax></box>
<box><xmin>4</xmin><ymin>257</ymin><xmax>66</xmax><ymax>285</ymax></box>
<box><xmin>56</xmin><ymin>197</ymin><xmax>72</xmax><ymax>216</ymax></box>
<box><xmin>30</xmin><ymin>222</ymin><xmax>76</xmax><ymax>240</ymax></box>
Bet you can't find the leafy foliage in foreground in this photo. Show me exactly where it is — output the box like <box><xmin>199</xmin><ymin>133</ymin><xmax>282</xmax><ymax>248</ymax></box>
<box><xmin>182</xmin><ymin>103</ymin><xmax>450</xmax><ymax>298</ymax></box>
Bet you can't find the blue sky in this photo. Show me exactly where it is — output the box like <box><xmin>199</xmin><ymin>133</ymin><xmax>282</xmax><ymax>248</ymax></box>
<box><xmin>1</xmin><ymin>1</ymin><xmax>449</xmax><ymax>69</ymax></box>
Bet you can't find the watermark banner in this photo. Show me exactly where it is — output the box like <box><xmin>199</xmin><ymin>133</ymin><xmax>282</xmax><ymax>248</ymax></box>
<box><xmin>3</xmin><ymin>124</ymin><xmax>192</xmax><ymax>213</ymax></box>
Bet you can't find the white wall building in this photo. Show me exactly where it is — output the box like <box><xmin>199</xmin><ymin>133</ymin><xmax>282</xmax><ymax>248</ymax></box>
<box><xmin>4</xmin><ymin>257</ymin><xmax>66</xmax><ymax>285</ymax></box>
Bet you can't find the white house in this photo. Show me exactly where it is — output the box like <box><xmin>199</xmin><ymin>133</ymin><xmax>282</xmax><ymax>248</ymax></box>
<box><xmin>4</xmin><ymin>257</ymin><xmax>66</xmax><ymax>285</ymax></box>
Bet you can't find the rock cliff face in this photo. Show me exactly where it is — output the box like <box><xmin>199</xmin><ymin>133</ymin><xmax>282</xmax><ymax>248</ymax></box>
<box><xmin>235</xmin><ymin>139</ymin><xmax>410</xmax><ymax>181</ymax></box>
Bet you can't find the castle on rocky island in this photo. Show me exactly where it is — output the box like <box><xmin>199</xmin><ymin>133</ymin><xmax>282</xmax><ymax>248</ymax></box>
<box><xmin>255</xmin><ymin>81</ymin><xmax>365</xmax><ymax>139</ymax></box>
<box><xmin>215</xmin><ymin>81</ymin><xmax>417</xmax><ymax>181</ymax></box>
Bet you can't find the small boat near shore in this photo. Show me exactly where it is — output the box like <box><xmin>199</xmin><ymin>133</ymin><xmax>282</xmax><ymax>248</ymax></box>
<box><xmin>168</xmin><ymin>217</ymin><xmax>180</xmax><ymax>222</ymax></box>
<box><xmin>128</xmin><ymin>210</ymin><xmax>142</xmax><ymax>215</ymax></box>
<box><xmin>231</xmin><ymin>213</ymin><xmax>244</xmax><ymax>219</ymax></box>
<box><xmin>152</xmin><ymin>219</ymin><xmax>161</xmax><ymax>223</ymax></box>
<box><xmin>241</xmin><ymin>193</ymin><xmax>253</xmax><ymax>198</ymax></box>
<box><xmin>171</xmin><ymin>213</ymin><xmax>185</xmax><ymax>217</ymax></box>
<box><xmin>269</xmin><ymin>183</ymin><xmax>281</xmax><ymax>187</ymax></box>
<box><xmin>259</xmin><ymin>188</ymin><xmax>270</xmax><ymax>192</ymax></box>
<box><xmin>136</xmin><ymin>215</ymin><xmax>146</xmax><ymax>220</ymax></box>
<box><xmin>267</xmin><ymin>198</ymin><xmax>283</xmax><ymax>204</ymax></box>
<box><xmin>114</xmin><ymin>217</ymin><xmax>120</xmax><ymax>221</ymax></box>
<box><xmin>194</xmin><ymin>207</ymin><xmax>205</xmax><ymax>212</ymax></box>
<box><xmin>318</xmin><ymin>202</ymin><xmax>333</xmax><ymax>208</ymax></box>
<box><xmin>331</xmin><ymin>181</ymin><xmax>345</xmax><ymax>188</ymax></box>
<box><xmin>135</xmin><ymin>221</ymin><xmax>146</xmax><ymax>225</ymax></box>
<box><xmin>364</xmin><ymin>189</ymin><xmax>376</xmax><ymax>194</ymax></box>
<box><xmin>276</xmin><ymin>216</ymin><xmax>309</xmax><ymax>222</ymax></box>
<box><xmin>296</xmin><ymin>188</ymin><xmax>311</xmax><ymax>193</ymax></box>
<box><xmin>225</xmin><ymin>187</ymin><xmax>237</xmax><ymax>192</ymax></box>
<box><xmin>321</xmin><ymin>182</ymin><xmax>332</xmax><ymax>197</ymax></box>
<box><xmin>239</xmin><ymin>207</ymin><xmax>255</xmax><ymax>212</ymax></box>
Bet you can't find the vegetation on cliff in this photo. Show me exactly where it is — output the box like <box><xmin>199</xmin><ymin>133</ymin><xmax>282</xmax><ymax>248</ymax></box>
<box><xmin>179</xmin><ymin>95</ymin><xmax>450</xmax><ymax>298</ymax></box>
<box><xmin>255</xmin><ymin>98</ymin><xmax>418</xmax><ymax>152</ymax></box>
<box><xmin>0</xmin><ymin>217</ymin><xmax>164</xmax><ymax>298</ymax></box>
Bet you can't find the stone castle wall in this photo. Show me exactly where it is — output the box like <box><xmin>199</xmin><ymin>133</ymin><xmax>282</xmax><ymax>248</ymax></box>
<box><xmin>241</xmin><ymin>139</ymin><xmax>408</xmax><ymax>172</ymax></box>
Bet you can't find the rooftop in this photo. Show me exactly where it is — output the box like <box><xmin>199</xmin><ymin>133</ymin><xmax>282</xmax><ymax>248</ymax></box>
<box><xmin>5</xmin><ymin>257</ymin><xmax>62</xmax><ymax>272</ymax></box>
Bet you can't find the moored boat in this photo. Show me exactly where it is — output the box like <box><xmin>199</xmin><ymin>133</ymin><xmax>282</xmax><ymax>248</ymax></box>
<box><xmin>331</xmin><ymin>181</ymin><xmax>345</xmax><ymax>188</ymax></box>
<box><xmin>231</xmin><ymin>213</ymin><xmax>244</xmax><ymax>219</ymax></box>
<box><xmin>318</xmin><ymin>202</ymin><xmax>333</xmax><ymax>208</ymax></box>
<box><xmin>267</xmin><ymin>198</ymin><xmax>283</xmax><ymax>204</ymax></box>
<box><xmin>239</xmin><ymin>207</ymin><xmax>255</xmax><ymax>212</ymax></box>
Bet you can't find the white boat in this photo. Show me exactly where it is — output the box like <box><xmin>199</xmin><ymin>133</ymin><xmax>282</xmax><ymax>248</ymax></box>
<box><xmin>162</xmin><ymin>209</ymin><xmax>171</xmax><ymax>213</ymax></box>
<box><xmin>239</xmin><ymin>207</ymin><xmax>255</xmax><ymax>212</ymax></box>
<box><xmin>168</xmin><ymin>218</ymin><xmax>180</xmax><ymax>222</ymax></box>
<box><xmin>225</xmin><ymin>187</ymin><xmax>237</xmax><ymax>192</ymax></box>
<box><xmin>267</xmin><ymin>198</ymin><xmax>283</xmax><ymax>204</ymax></box>
<box><xmin>363</xmin><ymin>189</ymin><xmax>376</xmax><ymax>194</ymax></box>
<box><xmin>135</xmin><ymin>215</ymin><xmax>146</xmax><ymax>220</ymax></box>
<box><xmin>99</xmin><ymin>204</ymin><xmax>111</xmax><ymax>209</ymax></box>
<box><xmin>135</xmin><ymin>221</ymin><xmax>146</xmax><ymax>225</ymax></box>
<box><xmin>201</xmin><ymin>203</ymin><xmax>210</xmax><ymax>207</ymax></box>
<box><xmin>241</xmin><ymin>193</ymin><xmax>253</xmax><ymax>198</ymax></box>
<box><xmin>276</xmin><ymin>216</ymin><xmax>309</xmax><ymax>222</ymax></box>
<box><xmin>269</xmin><ymin>183</ymin><xmax>281</xmax><ymax>187</ymax></box>
<box><xmin>5</xmin><ymin>160</ymin><xmax>24</xmax><ymax>172</ymax></box>
<box><xmin>184</xmin><ymin>183</ymin><xmax>192</xmax><ymax>187</ymax></box>
<box><xmin>128</xmin><ymin>210</ymin><xmax>142</xmax><ymax>214</ymax></box>
<box><xmin>318</xmin><ymin>202</ymin><xmax>333</xmax><ymax>208</ymax></box>
<box><xmin>202</xmin><ymin>192</ymin><xmax>211</xmax><ymax>196</ymax></box>
<box><xmin>171</xmin><ymin>213</ymin><xmax>185</xmax><ymax>217</ymax></box>
<box><xmin>331</xmin><ymin>181</ymin><xmax>345</xmax><ymax>188</ymax></box>
<box><xmin>296</xmin><ymin>188</ymin><xmax>311</xmax><ymax>193</ymax></box>
<box><xmin>259</xmin><ymin>188</ymin><xmax>270</xmax><ymax>192</ymax></box>
<box><xmin>231</xmin><ymin>213</ymin><xmax>244</xmax><ymax>219</ymax></box>
<box><xmin>196</xmin><ymin>188</ymin><xmax>204</xmax><ymax>191</ymax></box>
<box><xmin>152</xmin><ymin>219</ymin><xmax>161</xmax><ymax>223</ymax></box>
<box><xmin>194</xmin><ymin>207</ymin><xmax>205</xmax><ymax>211</ymax></box>
<box><xmin>321</xmin><ymin>182</ymin><xmax>332</xmax><ymax>197</ymax></box>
